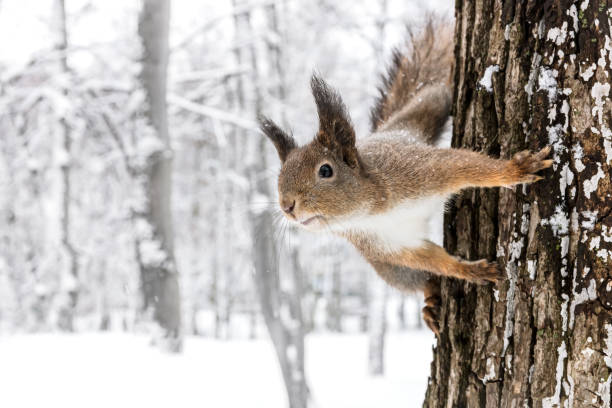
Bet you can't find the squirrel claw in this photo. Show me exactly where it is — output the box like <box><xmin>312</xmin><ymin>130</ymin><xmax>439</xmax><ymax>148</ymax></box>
<box><xmin>422</xmin><ymin>303</ymin><xmax>440</xmax><ymax>335</ymax></box>
<box><xmin>510</xmin><ymin>146</ymin><xmax>553</xmax><ymax>184</ymax></box>
<box><xmin>466</xmin><ymin>260</ymin><xmax>504</xmax><ymax>285</ymax></box>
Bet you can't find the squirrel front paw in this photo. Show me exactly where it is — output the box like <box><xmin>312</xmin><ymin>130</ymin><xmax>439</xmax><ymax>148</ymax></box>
<box><xmin>463</xmin><ymin>259</ymin><xmax>504</xmax><ymax>285</ymax></box>
<box><xmin>507</xmin><ymin>146</ymin><xmax>553</xmax><ymax>184</ymax></box>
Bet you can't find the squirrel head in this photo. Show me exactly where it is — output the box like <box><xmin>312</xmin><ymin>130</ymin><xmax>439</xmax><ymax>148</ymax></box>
<box><xmin>259</xmin><ymin>75</ymin><xmax>370</xmax><ymax>231</ymax></box>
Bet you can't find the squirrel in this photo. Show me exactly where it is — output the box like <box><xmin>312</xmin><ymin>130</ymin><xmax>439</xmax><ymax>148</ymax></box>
<box><xmin>258</xmin><ymin>20</ymin><xmax>552</xmax><ymax>334</ymax></box>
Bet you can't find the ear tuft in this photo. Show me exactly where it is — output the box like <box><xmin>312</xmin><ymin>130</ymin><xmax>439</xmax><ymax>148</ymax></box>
<box><xmin>310</xmin><ymin>74</ymin><xmax>359</xmax><ymax>168</ymax></box>
<box><xmin>258</xmin><ymin>115</ymin><xmax>296</xmax><ymax>162</ymax></box>
<box><xmin>310</xmin><ymin>74</ymin><xmax>351</xmax><ymax>129</ymax></box>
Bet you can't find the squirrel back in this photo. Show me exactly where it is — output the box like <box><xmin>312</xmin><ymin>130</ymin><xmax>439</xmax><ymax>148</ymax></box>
<box><xmin>370</xmin><ymin>18</ymin><xmax>454</xmax><ymax>145</ymax></box>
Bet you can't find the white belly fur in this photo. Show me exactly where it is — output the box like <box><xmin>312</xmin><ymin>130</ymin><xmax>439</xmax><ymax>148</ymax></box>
<box><xmin>333</xmin><ymin>196</ymin><xmax>448</xmax><ymax>252</ymax></box>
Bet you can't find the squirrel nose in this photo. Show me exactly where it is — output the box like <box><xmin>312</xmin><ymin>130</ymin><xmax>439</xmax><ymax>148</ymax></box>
<box><xmin>282</xmin><ymin>199</ymin><xmax>296</xmax><ymax>214</ymax></box>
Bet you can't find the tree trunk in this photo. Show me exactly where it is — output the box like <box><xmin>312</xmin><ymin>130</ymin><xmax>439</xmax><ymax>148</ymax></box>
<box><xmin>368</xmin><ymin>277</ymin><xmax>388</xmax><ymax>376</ymax></box>
<box><xmin>367</xmin><ymin>0</ymin><xmax>390</xmax><ymax>377</ymax></box>
<box><xmin>326</xmin><ymin>257</ymin><xmax>343</xmax><ymax>332</ymax></box>
<box><xmin>52</xmin><ymin>0</ymin><xmax>79</xmax><ymax>332</ymax></box>
<box><xmin>424</xmin><ymin>1</ymin><xmax>612</xmax><ymax>407</ymax></box>
<box><xmin>359</xmin><ymin>268</ymin><xmax>369</xmax><ymax>332</ymax></box>
<box><xmin>136</xmin><ymin>0</ymin><xmax>182</xmax><ymax>352</ymax></box>
<box><xmin>232</xmin><ymin>1</ymin><xmax>309</xmax><ymax>406</ymax></box>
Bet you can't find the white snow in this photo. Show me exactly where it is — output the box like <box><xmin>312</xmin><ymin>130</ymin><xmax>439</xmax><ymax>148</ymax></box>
<box><xmin>561</xmin><ymin>100</ymin><xmax>570</xmax><ymax>132</ymax></box>
<box><xmin>503</xmin><ymin>233</ymin><xmax>524</xmax><ymax>356</ymax></box>
<box><xmin>604</xmin><ymin>324</ymin><xmax>612</xmax><ymax>369</ymax></box>
<box><xmin>591</xmin><ymin>82</ymin><xmax>611</xmax><ymax>124</ymax></box>
<box><xmin>584</xmin><ymin>163</ymin><xmax>605</xmax><ymax>198</ymax></box>
<box><xmin>541</xmin><ymin>205</ymin><xmax>569</xmax><ymax>236</ymax></box>
<box><xmin>538</xmin><ymin>68</ymin><xmax>558</xmax><ymax>102</ymax></box>
<box><xmin>573</xmin><ymin>142</ymin><xmax>586</xmax><ymax>172</ymax></box>
<box><xmin>582</xmin><ymin>210</ymin><xmax>598</xmax><ymax>230</ymax></box>
<box><xmin>482</xmin><ymin>357</ymin><xmax>496</xmax><ymax>383</ymax></box>
<box><xmin>597</xmin><ymin>248</ymin><xmax>611</xmax><ymax>261</ymax></box>
<box><xmin>580</xmin><ymin>0</ymin><xmax>589</xmax><ymax>11</ymax></box>
<box><xmin>546</xmin><ymin>23</ymin><xmax>568</xmax><ymax>46</ymax></box>
<box><xmin>548</xmin><ymin>125</ymin><xmax>567</xmax><ymax>167</ymax></box>
<box><xmin>590</xmin><ymin>236</ymin><xmax>601</xmax><ymax>250</ymax></box>
<box><xmin>580</xmin><ymin>63</ymin><xmax>597</xmax><ymax>81</ymax></box>
<box><xmin>559</xmin><ymin>162</ymin><xmax>574</xmax><ymax>198</ymax></box>
<box><xmin>0</xmin><ymin>331</ymin><xmax>435</xmax><ymax>408</ymax></box>
<box><xmin>602</xmin><ymin>125</ymin><xmax>612</xmax><ymax>164</ymax></box>
<box><xmin>603</xmin><ymin>225</ymin><xmax>612</xmax><ymax>243</ymax></box>
<box><xmin>542</xmin><ymin>341</ymin><xmax>567</xmax><ymax>408</ymax></box>
<box><xmin>525</xmin><ymin>54</ymin><xmax>542</xmax><ymax>102</ymax></box>
<box><xmin>567</xmin><ymin>5</ymin><xmax>579</xmax><ymax>33</ymax></box>
<box><xmin>569</xmin><ymin>275</ymin><xmax>597</xmax><ymax>329</ymax></box>
<box><xmin>597</xmin><ymin>30</ymin><xmax>612</xmax><ymax>70</ymax></box>
<box><xmin>527</xmin><ymin>260</ymin><xmax>537</xmax><ymax>280</ymax></box>
<box><xmin>479</xmin><ymin>65</ymin><xmax>499</xmax><ymax>92</ymax></box>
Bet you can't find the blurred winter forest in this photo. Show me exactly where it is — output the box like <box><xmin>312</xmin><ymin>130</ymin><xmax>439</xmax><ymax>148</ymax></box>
<box><xmin>0</xmin><ymin>0</ymin><xmax>451</xmax><ymax>407</ymax></box>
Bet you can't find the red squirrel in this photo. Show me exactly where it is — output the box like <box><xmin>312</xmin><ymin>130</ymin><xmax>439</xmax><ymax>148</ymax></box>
<box><xmin>259</xmin><ymin>21</ymin><xmax>552</xmax><ymax>333</ymax></box>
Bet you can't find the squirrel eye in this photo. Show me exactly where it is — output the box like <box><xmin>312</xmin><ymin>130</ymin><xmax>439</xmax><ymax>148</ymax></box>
<box><xmin>318</xmin><ymin>164</ymin><xmax>333</xmax><ymax>178</ymax></box>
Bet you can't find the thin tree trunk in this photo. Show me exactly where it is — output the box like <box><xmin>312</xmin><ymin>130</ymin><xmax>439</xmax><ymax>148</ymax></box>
<box><xmin>414</xmin><ymin>295</ymin><xmax>423</xmax><ymax>330</ymax></box>
<box><xmin>397</xmin><ymin>295</ymin><xmax>406</xmax><ymax>330</ymax></box>
<box><xmin>326</xmin><ymin>257</ymin><xmax>343</xmax><ymax>332</ymax></box>
<box><xmin>233</xmin><ymin>1</ymin><xmax>308</xmax><ymax>406</ymax></box>
<box><xmin>136</xmin><ymin>0</ymin><xmax>182</xmax><ymax>352</ymax></box>
<box><xmin>424</xmin><ymin>1</ymin><xmax>612</xmax><ymax>406</ymax></box>
<box><xmin>368</xmin><ymin>277</ymin><xmax>388</xmax><ymax>376</ymax></box>
<box><xmin>359</xmin><ymin>268</ymin><xmax>369</xmax><ymax>332</ymax></box>
<box><xmin>53</xmin><ymin>0</ymin><xmax>78</xmax><ymax>332</ymax></box>
<box><xmin>368</xmin><ymin>0</ymin><xmax>389</xmax><ymax>376</ymax></box>
<box><xmin>213</xmin><ymin>153</ymin><xmax>230</xmax><ymax>339</ymax></box>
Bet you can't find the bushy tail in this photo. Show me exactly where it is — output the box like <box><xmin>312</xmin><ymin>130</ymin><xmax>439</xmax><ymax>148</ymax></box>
<box><xmin>370</xmin><ymin>17</ymin><xmax>454</xmax><ymax>145</ymax></box>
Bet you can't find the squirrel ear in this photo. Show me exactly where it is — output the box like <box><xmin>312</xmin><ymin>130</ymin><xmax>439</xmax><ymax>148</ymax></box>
<box><xmin>258</xmin><ymin>115</ymin><xmax>296</xmax><ymax>162</ymax></box>
<box><xmin>310</xmin><ymin>75</ymin><xmax>360</xmax><ymax>168</ymax></box>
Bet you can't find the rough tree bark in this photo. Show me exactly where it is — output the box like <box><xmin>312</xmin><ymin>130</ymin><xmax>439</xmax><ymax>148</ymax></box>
<box><xmin>136</xmin><ymin>0</ymin><xmax>182</xmax><ymax>352</ymax></box>
<box><xmin>423</xmin><ymin>1</ymin><xmax>612</xmax><ymax>407</ymax></box>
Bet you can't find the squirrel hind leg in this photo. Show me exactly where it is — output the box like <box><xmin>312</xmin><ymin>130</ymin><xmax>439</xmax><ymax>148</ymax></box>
<box><xmin>422</xmin><ymin>277</ymin><xmax>441</xmax><ymax>334</ymax></box>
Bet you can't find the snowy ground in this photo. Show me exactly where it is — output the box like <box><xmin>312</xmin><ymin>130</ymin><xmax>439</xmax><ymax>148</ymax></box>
<box><xmin>0</xmin><ymin>331</ymin><xmax>435</xmax><ymax>408</ymax></box>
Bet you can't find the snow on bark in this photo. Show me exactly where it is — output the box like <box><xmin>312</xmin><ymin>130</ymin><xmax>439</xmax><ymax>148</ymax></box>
<box><xmin>424</xmin><ymin>1</ymin><xmax>612</xmax><ymax>406</ymax></box>
<box><xmin>52</xmin><ymin>0</ymin><xmax>79</xmax><ymax>332</ymax></box>
<box><xmin>479</xmin><ymin>65</ymin><xmax>499</xmax><ymax>92</ymax></box>
<box><xmin>236</xmin><ymin>1</ymin><xmax>308</xmax><ymax>406</ymax></box>
<box><xmin>136</xmin><ymin>0</ymin><xmax>182</xmax><ymax>352</ymax></box>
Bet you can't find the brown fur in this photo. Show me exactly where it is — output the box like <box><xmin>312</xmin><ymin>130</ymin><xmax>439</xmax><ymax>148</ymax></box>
<box><xmin>379</xmin><ymin>241</ymin><xmax>501</xmax><ymax>284</ymax></box>
<box><xmin>259</xmin><ymin>20</ymin><xmax>552</xmax><ymax>334</ymax></box>
<box><xmin>356</xmin><ymin>141</ymin><xmax>553</xmax><ymax>210</ymax></box>
<box><xmin>423</xmin><ymin>277</ymin><xmax>441</xmax><ymax>333</ymax></box>
<box><xmin>370</xmin><ymin>17</ymin><xmax>454</xmax><ymax>141</ymax></box>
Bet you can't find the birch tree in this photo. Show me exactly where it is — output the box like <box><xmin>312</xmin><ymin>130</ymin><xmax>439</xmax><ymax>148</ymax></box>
<box><xmin>136</xmin><ymin>0</ymin><xmax>182</xmax><ymax>352</ymax></box>
<box><xmin>424</xmin><ymin>1</ymin><xmax>612</xmax><ymax>406</ymax></box>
